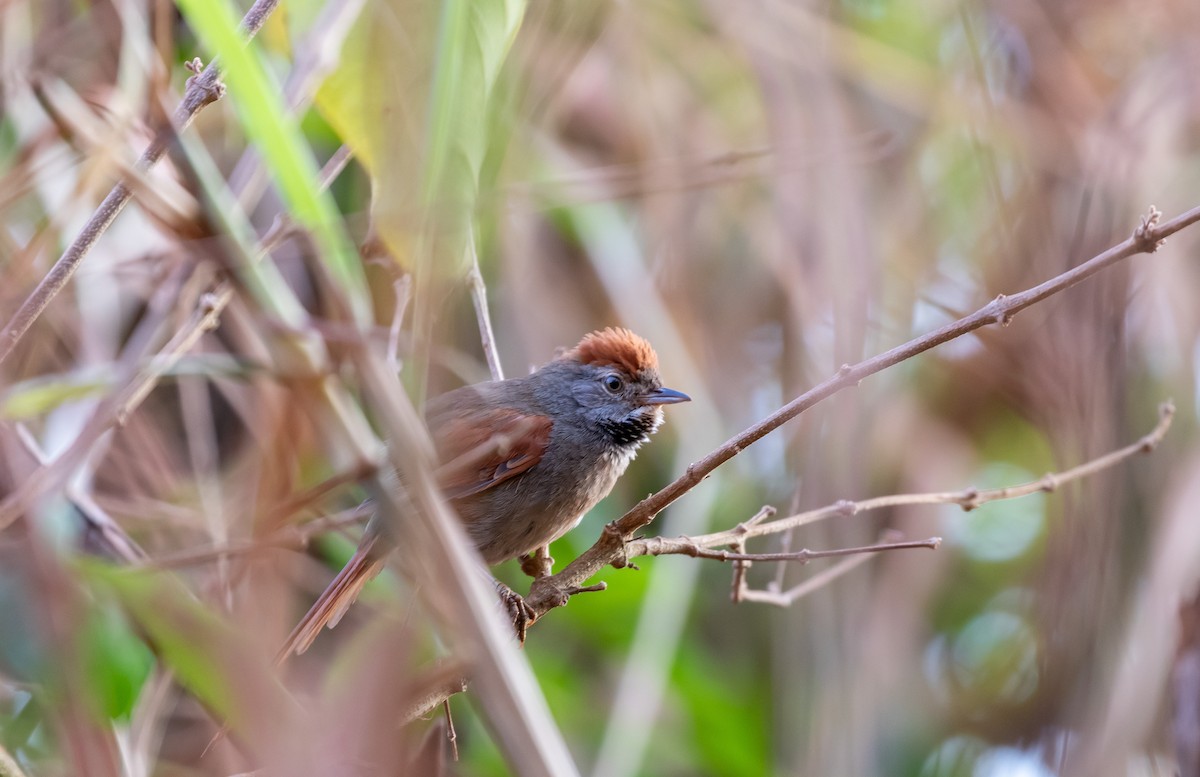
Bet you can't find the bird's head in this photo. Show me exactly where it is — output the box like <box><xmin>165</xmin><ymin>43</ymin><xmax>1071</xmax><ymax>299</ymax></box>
<box><xmin>557</xmin><ymin>327</ymin><xmax>690</xmax><ymax>448</ymax></box>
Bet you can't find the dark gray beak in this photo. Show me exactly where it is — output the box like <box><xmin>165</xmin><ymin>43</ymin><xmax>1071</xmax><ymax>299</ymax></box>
<box><xmin>644</xmin><ymin>386</ymin><xmax>691</xmax><ymax>405</ymax></box>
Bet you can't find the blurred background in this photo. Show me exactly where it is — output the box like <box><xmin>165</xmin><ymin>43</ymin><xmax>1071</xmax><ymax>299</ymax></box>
<box><xmin>2</xmin><ymin>0</ymin><xmax>1200</xmax><ymax>775</ymax></box>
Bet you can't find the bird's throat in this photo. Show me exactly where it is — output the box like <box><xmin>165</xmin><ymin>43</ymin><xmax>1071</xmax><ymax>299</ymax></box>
<box><xmin>598</xmin><ymin>408</ymin><xmax>662</xmax><ymax>449</ymax></box>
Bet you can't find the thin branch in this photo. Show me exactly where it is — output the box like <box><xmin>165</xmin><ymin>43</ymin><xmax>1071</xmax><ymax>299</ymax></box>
<box><xmin>443</xmin><ymin>699</ymin><xmax>459</xmax><ymax>762</ymax></box>
<box><xmin>0</xmin><ymin>0</ymin><xmax>282</xmax><ymax>367</ymax></box>
<box><xmin>728</xmin><ymin>506</ymin><xmax>774</xmax><ymax>603</ymax></box>
<box><xmin>634</xmin><ymin>534</ymin><xmax>941</xmax><ymax>563</ymax></box>
<box><xmin>257</xmin><ymin>145</ymin><xmax>353</xmax><ymax>255</ymax></box>
<box><xmin>737</xmin><ymin>552</ymin><xmax>877</xmax><ymax>607</ymax></box>
<box><xmin>466</xmin><ymin>227</ymin><xmax>504</xmax><ymax>382</ymax></box>
<box><xmin>524</xmin><ymin>203</ymin><xmax>1193</xmax><ymax>617</ymax></box>
<box><xmin>116</xmin><ymin>289</ymin><xmax>228</xmax><ymax>424</ymax></box>
<box><xmin>399</xmin><ymin>661</ymin><xmax>471</xmax><ymax>726</ymax></box>
<box><xmin>589</xmin><ymin>401</ymin><xmax>1175</xmax><ymax>614</ymax></box>
<box><xmin>678</xmin><ymin>400</ymin><xmax>1175</xmax><ymax>551</ymax></box>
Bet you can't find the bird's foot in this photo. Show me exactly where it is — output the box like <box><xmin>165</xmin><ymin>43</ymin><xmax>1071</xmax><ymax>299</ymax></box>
<box><xmin>518</xmin><ymin>545</ymin><xmax>554</xmax><ymax>579</ymax></box>
<box><xmin>493</xmin><ymin>579</ymin><xmax>535</xmax><ymax>644</ymax></box>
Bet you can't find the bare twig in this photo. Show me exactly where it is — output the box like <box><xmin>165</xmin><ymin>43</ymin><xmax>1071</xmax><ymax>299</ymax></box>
<box><xmin>116</xmin><ymin>289</ymin><xmax>228</xmax><ymax>424</ymax></box>
<box><xmin>737</xmin><ymin>552</ymin><xmax>878</xmax><ymax>607</ymax></box>
<box><xmin>634</xmin><ymin>534</ymin><xmax>941</xmax><ymax>563</ymax></box>
<box><xmin>524</xmin><ymin>202</ymin><xmax>1190</xmax><ymax>617</ymax></box>
<box><xmin>399</xmin><ymin>662</ymin><xmax>470</xmax><ymax>726</ymax></box>
<box><xmin>0</xmin><ymin>0</ymin><xmax>282</xmax><ymax>367</ymax></box>
<box><xmin>257</xmin><ymin>145</ymin><xmax>353</xmax><ymax>254</ymax></box>
<box><xmin>443</xmin><ymin>699</ymin><xmax>459</xmax><ymax>762</ymax></box>
<box><xmin>677</xmin><ymin>400</ymin><xmax>1175</xmax><ymax>551</ymax></box>
<box><xmin>728</xmin><ymin>506</ymin><xmax>774</xmax><ymax>603</ymax></box>
<box><xmin>729</xmin><ymin>538</ymin><xmax>750</xmax><ymax>603</ymax></box>
<box><xmin>466</xmin><ymin>230</ymin><xmax>505</xmax><ymax>382</ymax></box>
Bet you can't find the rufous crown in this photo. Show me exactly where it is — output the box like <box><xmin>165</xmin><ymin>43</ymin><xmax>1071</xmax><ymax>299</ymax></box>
<box><xmin>563</xmin><ymin>327</ymin><xmax>659</xmax><ymax>375</ymax></box>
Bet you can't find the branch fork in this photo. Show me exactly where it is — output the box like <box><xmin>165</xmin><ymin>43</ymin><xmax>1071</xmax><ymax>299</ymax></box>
<box><xmin>183</xmin><ymin>57</ymin><xmax>226</xmax><ymax>105</ymax></box>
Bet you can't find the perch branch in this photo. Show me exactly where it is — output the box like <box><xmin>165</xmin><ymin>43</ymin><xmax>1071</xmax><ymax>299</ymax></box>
<box><xmin>334</xmin><ymin>402</ymin><xmax>1176</xmax><ymax>722</ymax></box>
<box><xmin>524</xmin><ymin>204</ymin><xmax>1192</xmax><ymax>618</ymax></box>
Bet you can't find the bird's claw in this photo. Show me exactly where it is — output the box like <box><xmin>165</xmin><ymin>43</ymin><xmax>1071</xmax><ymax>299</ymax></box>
<box><xmin>493</xmin><ymin>580</ymin><xmax>535</xmax><ymax>644</ymax></box>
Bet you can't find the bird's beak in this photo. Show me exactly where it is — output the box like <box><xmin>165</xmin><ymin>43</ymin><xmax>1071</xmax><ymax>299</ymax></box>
<box><xmin>644</xmin><ymin>386</ymin><xmax>691</xmax><ymax>405</ymax></box>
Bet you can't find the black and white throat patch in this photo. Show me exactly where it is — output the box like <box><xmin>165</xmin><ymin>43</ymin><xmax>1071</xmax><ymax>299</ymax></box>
<box><xmin>599</xmin><ymin>406</ymin><xmax>663</xmax><ymax>450</ymax></box>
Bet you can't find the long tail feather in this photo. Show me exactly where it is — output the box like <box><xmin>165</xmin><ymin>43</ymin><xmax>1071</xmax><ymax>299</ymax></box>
<box><xmin>276</xmin><ymin>536</ymin><xmax>386</xmax><ymax>662</ymax></box>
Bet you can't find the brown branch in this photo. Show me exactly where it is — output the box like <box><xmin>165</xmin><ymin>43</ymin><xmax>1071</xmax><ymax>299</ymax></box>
<box><xmin>0</xmin><ymin>0</ymin><xmax>281</xmax><ymax>367</ymax></box>
<box><xmin>727</xmin><ymin>505</ymin><xmax>774</xmax><ymax>603</ymax></box>
<box><xmin>443</xmin><ymin>699</ymin><xmax>459</xmax><ymax>762</ymax></box>
<box><xmin>399</xmin><ymin>661</ymin><xmax>470</xmax><ymax>726</ymax></box>
<box><xmin>524</xmin><ymin>204</ymin><xmax>1193</xmax><ymax>618</ymax></box>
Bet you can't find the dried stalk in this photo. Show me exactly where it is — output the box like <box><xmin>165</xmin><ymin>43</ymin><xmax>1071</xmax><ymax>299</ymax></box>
<box><xmin>0</xmin><ymin>0</ymin><xmax>282</xmax><ymax>366</ymax></box>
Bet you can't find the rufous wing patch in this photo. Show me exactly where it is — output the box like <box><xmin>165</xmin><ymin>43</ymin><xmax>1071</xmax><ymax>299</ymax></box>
<box><xmin>434</xmin><ymin>409</ymin><xmax>553</xmax><ymax>499</ymax></box>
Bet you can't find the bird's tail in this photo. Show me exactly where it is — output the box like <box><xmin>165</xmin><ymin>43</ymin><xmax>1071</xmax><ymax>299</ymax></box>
<box><xmin>276</xmin><ymin>534</ymin><xmax>386</xmax><ymax>662</ymax></box>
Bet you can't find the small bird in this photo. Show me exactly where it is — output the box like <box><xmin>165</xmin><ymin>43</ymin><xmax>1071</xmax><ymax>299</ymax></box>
<box><xmin>283</xmin><ymin>328</ymin><xmax>689</xmax><ymax>655</ymax></box>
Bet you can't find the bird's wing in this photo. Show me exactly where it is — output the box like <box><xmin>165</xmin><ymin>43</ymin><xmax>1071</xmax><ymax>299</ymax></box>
<box><xmin>432</xmin><ymin>408</ymin><xmax>553</xmax><ymax>499</ymax></box>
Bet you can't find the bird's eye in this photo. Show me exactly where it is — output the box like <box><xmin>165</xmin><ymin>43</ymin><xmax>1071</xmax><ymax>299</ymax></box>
<box><xmin>603</xmin><ymin>375</ymin><xmax>624</xmax><ymax>393</ymax></box>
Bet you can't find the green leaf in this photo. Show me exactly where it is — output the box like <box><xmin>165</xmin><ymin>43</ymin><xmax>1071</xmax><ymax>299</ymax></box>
<box><xmin>1</xmin><ymin>376</ymin><xmax>110</xmax><ymax>420</ymax></box>
<box><xmin>422</xmin><ymin>0</ymin><xmax>526</xmax><ymax>209</ymax></box>
<box><xmin>80</xmin><ymin>562</ymin><xmax>295</xmax><ymax>739</ymax></box>
<box><xmin>0</xmin><ymin>355</ymin><xmax>254</xmax><ymax>420</ymax></box>
<box><xmin>314</xmin><ymin>0</ymin><xmax>526</xmax><ymax>266</ymax></box>
<box><xmin>78</xmin><ymin>603</ymin><xmax>154</xmax><ymax>722</ymax></box>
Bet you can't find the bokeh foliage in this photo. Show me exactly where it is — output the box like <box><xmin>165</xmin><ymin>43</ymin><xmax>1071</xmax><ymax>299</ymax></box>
<box><xmin>2</xmin><ymin>0</ymin><xmax>1200</xmax><ymax>776</ymax></box>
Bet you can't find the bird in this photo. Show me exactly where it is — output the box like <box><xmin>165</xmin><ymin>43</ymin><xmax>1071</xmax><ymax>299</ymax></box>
<box><xmin>281</xmin><ymin>327</ymin><xmax>689</xmax><ymax>655</ymax></box>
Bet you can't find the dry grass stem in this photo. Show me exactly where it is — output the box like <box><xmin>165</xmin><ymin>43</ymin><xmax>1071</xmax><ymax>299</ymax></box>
<box><xmin>0</xmin><ymin>0</ymin><xmax>282</xmax><ymax>366</ymax></box>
